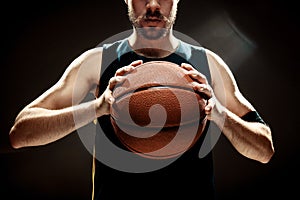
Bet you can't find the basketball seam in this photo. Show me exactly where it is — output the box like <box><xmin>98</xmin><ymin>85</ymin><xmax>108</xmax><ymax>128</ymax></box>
<box><xmin>110</xmin><ymin>114</ymin><xmax>207</xmax><ymax>128</ymax></box>
<box><xmin>113</xmin><ymin>84</ymin><xmax>195</xmax><ymax>101</ymax></box>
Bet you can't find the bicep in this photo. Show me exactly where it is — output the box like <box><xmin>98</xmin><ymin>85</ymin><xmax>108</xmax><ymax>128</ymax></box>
<box><xmin>206</xmin><ymin>49</ymin><xmax>255</xmax><ymax>117</ymax></box>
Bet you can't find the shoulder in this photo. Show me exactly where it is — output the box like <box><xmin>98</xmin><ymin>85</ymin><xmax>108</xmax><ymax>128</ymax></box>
<box><xmin>65</xmin><ymin>47</ymin><xmax>103</xmax><ymax>72</ymax></box>
<box><xmin>203</xmin><ymin>48</ymin><xmax>235</xmax><ymax>84</ymax></box>
<box><xmin>78</xmin><ymin>47</ymin><xmax>103</xmax><ymax>63</ymax></box>
<box><xmin>204</xmin><ymin>48</ymin><xmax>227</xmax><ymax>67</ymax></box>
<box><xmin>61</xmin><ymin>47</ymin><xmax>103</xmax><ymax>86</ymax></box>
<box><xmin>203</xmin><ymin>48</ymin><xmax>255</xmax><ymax>113</ymax></box>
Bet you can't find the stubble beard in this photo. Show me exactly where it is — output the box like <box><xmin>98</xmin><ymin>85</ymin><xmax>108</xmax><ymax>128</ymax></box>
<box><xmin>128</xmin><ymin>5</ymin><xmax>177</xmax><ymax>40</ymax></box>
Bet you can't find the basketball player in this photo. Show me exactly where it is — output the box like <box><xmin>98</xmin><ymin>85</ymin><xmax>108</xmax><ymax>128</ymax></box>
<box><xmin>9</xmin><ymin>0</ymin><xmax>274</xmax><ymax>199</ymax></box>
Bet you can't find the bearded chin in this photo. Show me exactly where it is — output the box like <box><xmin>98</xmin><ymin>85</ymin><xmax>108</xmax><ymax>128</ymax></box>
<box><xmin>136</xmin><ymin>27</ymin><xmax>169</xmax><ymax>40</ymax></box>
<box><xmin>128</xmin><ymin>8</ymin><xmax>176</xmax><ymax>40</ymax></box>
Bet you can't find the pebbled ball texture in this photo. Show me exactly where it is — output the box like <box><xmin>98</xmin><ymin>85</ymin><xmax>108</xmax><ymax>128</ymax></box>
<box><xmin>110</xmin><ymin>61</ymin><xmax>208</xmax><ymax>159</ymax></box>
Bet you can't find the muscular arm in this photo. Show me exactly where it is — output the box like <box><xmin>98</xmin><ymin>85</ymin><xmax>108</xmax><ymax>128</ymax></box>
<box><xmin>206</xmin><ymin>49</ymin><xmax>275</xmax><ymax>163</ymax></box>
<box><xmin>9</xmin><ymin>48</ymin><xmax>106</xmax><ymax>149</ymax></box>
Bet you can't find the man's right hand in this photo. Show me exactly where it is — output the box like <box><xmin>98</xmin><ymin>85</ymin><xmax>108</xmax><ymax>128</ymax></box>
<box><xmin>96</xmin><ymin>60</ymin><xmax>143</xmax><ymax>116</ymax></box>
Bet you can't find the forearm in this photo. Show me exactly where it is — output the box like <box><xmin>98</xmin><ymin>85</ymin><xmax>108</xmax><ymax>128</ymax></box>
<box><xmin>9</xmin><ymin>98</ymin><xmax>103</xmax><ymax>149</ymax></box>
<box><xmin>213</xmin><ymin>108</ymin><xmax>274</xmax><ymax>163</ymax></box>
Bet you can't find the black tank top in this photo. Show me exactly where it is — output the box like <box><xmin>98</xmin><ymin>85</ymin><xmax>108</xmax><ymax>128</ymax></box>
<box><xmin>93</xmin><ymin>38</ymin><xmax>216</xmax><ymax>200</ymax></box>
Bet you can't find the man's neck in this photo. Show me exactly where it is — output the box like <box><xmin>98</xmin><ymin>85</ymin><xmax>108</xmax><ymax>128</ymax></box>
<box><xmin>128</xmin><ymin>28</ymin><xmax>179</xmax><ymax>58</ymax></box>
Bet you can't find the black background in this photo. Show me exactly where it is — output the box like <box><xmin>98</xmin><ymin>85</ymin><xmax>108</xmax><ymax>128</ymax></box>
<box><xmin>1</xmin><ymin>0</ymin><xmax>299</xmax><ymax>199</ymax></box>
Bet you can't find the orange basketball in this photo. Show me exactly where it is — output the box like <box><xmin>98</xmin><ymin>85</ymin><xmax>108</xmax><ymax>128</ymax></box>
<box><xmin>110</xmin><ymin>61</ymin><xmax>208</xmax><ymax>159</ymax></box>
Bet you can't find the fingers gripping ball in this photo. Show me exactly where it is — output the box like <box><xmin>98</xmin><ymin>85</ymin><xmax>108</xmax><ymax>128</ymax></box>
<box><xmin>110</xmin><ymin>61</ymin><xmax>208</xmax><ymax>159</ymax></box>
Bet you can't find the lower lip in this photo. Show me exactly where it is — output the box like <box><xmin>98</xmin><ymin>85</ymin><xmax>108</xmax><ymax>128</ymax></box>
<box><xmin>143</xmin><ymin>20</ymin><xmax>163</xmax><ymax>26</ymax></box>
